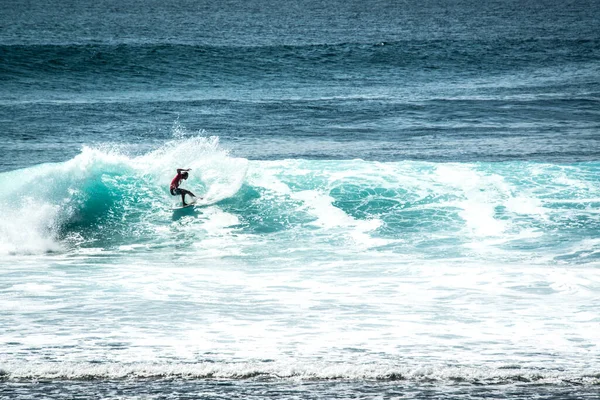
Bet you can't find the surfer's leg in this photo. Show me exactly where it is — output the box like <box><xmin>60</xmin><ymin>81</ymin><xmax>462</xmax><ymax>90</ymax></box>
<box><xmin>181</xmin><ymin>190</ymin><xmax>190</xmax><ymax>205</ymax></box>
<box><xmin>185</xmin><ymin>189</ymin><xmax>202</xmax><ymax>200</ymax></box>
<box><xmin>182</xmin><ymin>189</ymin><xmax>195</xmax><ymax>198</ymax></box>
<box><xmin>171</xmin><ymin>188</ymin><xmax>186</xmax><ymax>205</ymax></box>
<box><xmin>181</xmin><ymin>189</ymin><xmax>196</xmax><ymax>205</ymax></box>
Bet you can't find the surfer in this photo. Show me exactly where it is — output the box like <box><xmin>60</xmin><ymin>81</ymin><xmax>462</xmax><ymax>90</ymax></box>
<box><xmin>170</xmin><ymin>168</ymin><xmax>196</xmax><ymax>206</ymax></box>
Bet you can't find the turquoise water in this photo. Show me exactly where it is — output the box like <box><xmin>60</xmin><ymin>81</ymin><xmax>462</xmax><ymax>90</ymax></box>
<box><xmin>2</xmin><ymin>139</ymin><xmax>600</xmax><ymax>255</ymax></box>
<box><xmin>1</xmin><ymin>0</ymin><xmax>600</xmax><ymax>398</ymax></box>
<box><xmin>3</xmin><ymin>136</ymin><xmax>600</xmax><ymax>261</ymax></box>
<box><xmin>2</xmin><ymin>137</ymin><xmax>600</xmax><ymax>396</ymax></box>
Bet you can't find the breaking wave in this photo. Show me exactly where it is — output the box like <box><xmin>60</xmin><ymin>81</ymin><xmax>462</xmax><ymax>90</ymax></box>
<box><xmin>1</xmin><ymin>135</ymin><xmax>599</xmax><ymax>264</ymax></box>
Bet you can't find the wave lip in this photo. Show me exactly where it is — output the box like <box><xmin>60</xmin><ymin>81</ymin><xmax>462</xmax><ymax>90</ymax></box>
<box><xmin>0</xmin><ymin>134</ymin><xmax>247</xmax><ymax>255</ymax></box>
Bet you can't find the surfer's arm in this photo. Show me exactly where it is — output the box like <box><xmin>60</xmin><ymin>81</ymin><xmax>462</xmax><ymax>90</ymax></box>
<box><xmin>176</xmin><ymin>168</ymin><xmax>191</xmax><ymax>173</ymax></box>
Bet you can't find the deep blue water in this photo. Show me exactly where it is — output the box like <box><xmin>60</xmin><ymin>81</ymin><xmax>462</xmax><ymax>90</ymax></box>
<box><xmin>1</xmin><ymin>0</ymin><xmax>599</xmax><ymax>170</ymax></box>
<box><xmin>1</xmin><ymin>0</ymin><xmax>600</xmax><ymax>399</ymax></box>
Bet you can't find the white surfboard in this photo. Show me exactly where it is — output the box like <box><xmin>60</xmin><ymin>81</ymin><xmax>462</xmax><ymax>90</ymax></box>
<box><xmin>171</xmin><ymin>197</ymin><xmax>202</xmax><ymax>210</ymax></box>
<box><xmin>172</xmin><ymin>203</ymin><xmax>195</xmax><ymax>210</ymax></box>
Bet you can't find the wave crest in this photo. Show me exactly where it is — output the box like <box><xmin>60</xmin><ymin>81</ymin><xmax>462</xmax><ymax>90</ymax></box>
<box><xmin>0</xmin><ymin>135</ymin><xmax>247</xmax><ymax>255</ymax></box>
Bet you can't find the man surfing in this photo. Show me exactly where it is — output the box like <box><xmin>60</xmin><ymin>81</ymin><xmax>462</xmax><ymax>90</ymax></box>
<box><xmin>170</xmin><ymin>168</ymin><xmax>197</xmax><ymax>206</ymax></box>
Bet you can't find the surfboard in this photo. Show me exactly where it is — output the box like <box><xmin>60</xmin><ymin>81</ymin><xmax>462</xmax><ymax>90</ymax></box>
<box><xmin>172</xmin><ymin>202</ymin><xmax>196</xmax><ymax>210</ymax></box>
<box><xmin>171</xmin><ymin>197</ymin><xmax>203</xmax><ymax>210</ymax></box>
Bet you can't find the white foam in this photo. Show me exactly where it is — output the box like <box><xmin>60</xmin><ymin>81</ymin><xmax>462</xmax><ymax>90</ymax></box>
<box><xmin>434</xmin><ymin>164</ymin><xmax>509</xmax><ymax>236</ymax></box>
<box><xmin>0</xmin><ymin>198</ymin><xmax>63</xmax><ymax>255</ymax></box>
<box><xmin>137</xmin><ymin>135</ymin><xmax>247</xmax><ymax>200</ymax></box>
<box><xmin>2</xmin><ymin>155</ymin><xmax>600</xmax><ymax>385</ymax></box>
<box><xmin>0</xmin><ymin>134</ymin><xmax>248</xmax><ymax>255</ymax></box>
<box><xmin>9</xmin><ymin>283</ymin><xmax>54</xmax><ymax>294</ymax></box>
<box><xmin>0</xmin><ymin>360</ymin><xmax>597</xmax><ymax>385</ymax></box>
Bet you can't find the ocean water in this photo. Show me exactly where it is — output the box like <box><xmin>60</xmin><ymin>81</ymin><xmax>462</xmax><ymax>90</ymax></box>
<box><xmin>1</xmin><ymin>0</ymin><xmax>600</xmax><ymax>398</ymax></box>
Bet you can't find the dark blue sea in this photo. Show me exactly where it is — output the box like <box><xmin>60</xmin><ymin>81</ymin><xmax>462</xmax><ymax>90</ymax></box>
<box><xmin>1</xmin><ymin>0</ymin><xmax>600</xmax><ymax>398</ymax></box>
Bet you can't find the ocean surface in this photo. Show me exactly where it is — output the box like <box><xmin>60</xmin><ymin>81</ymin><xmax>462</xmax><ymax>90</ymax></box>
<box><xmin>1</xmin><ymin>0</ymin><xmax>600</xmax><ymax>398</ymax></box>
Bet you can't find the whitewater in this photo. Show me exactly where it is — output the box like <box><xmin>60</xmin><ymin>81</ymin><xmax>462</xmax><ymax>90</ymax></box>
<box><xmin>1</xmin><ymin>134</ymin><xmax>599</xmax><ymax>397</ymax></box>
<box><xmin>2</xmin><ymin>0</ymin><xmax>600</xmax><ymax>397</ymax></box>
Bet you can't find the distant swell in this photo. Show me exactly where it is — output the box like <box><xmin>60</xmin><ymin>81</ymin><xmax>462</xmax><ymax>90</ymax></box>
<box><xmin>2</xmin><ymin>40</ymin><xmax>599</xmax><ymax>82</ymax></box>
